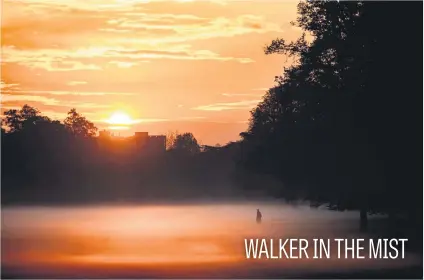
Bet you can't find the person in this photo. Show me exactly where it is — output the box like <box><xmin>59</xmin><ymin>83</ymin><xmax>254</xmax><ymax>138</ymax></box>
<box><xmin>256</xmin><ymin>209</ymin><xmax>262</xmax><ymax>224</ymax></box>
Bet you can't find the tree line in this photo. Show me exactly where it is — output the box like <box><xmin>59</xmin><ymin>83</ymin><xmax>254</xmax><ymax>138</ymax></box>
<box><xmin>1</xmin><ymin>105</ymin><xmax>247</xmax><ymax>204</ymax></box>
<box><xmin>238</xmin><ymin>1</ymin><xmax>422</xmax><ymax>230</ymax></box>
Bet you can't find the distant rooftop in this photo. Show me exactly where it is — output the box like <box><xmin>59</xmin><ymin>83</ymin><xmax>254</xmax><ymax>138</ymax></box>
<box><xmin>98</xmin><ymin>130</ymin><xmax>165</xmax><ymax>138</ymax></box>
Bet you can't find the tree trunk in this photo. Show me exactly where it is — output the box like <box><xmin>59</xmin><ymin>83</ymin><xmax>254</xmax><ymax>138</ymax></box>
<box><xmin>360</xmin><ymin>208</ymin><xmax>368</xmax><ymax>231</ymax></box>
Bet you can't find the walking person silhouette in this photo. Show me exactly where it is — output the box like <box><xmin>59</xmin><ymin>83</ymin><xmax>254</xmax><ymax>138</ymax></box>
<box><xmin>256</xmin><ymin>209</ymin><xmax>262</xmax><ymax>224</ymax></box>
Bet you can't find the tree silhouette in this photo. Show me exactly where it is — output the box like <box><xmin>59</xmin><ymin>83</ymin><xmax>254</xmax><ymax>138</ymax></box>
<box><xmin>1</xmin><ymin>104</ymin><xmax>245</xmax><ymax>206</ymax></box>
<box><xmin>3</xmin><ymin>104</ymin><xmax>50</xmax><ymax>133</ymax></box>
<box><xmin>170</xmin><ymin>132</ymin><xmax>201</xmax><ymax>155</ymax></box>
<box><xmin>242</xmin><ymin>1</ymin><xmax>422</xmax><ymax>228</ymax></box>
<box><xmin>64</xmin><ymin>108</ymin><xmax>97</xmax><ymax>137</ymax></box>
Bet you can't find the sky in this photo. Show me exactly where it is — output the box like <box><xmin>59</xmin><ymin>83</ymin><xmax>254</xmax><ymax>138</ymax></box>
<box><xmin>1</xmin><ymin>0</ymin><xmax>301</xmax><ymax>145</ymax></box>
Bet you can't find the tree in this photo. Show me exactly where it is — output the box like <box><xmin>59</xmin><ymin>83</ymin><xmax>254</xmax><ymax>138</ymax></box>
<box><xmin>2</xmin><ymin>106</ymin><xmax>104</xmax><ymax>204</ymax></box>
<box><xmin>64</xmin><ymin>108</ymin><xmax>97</xmax><ymax>137</ymax></box>
<box><xmin>165</xmin><ymin>130</ymin><xmax>179</xmax><ymax>150</ymax></box>
<box><xmin>170</xmin><ymin>132</ymin><xmax>201</xmax><ymax>155</ymax></box>
<box><xmin>242</xmin><ymin>1</ymin><xmax>422</xmax><ymax>228</ymax></box>
<box><xmin>3</xmin><ymin>104</ymin><xmax>50</xmax><ymax>133</ymax></box>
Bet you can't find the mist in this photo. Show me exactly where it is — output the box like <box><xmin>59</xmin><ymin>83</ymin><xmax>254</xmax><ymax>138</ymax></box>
<box><xmin>2</xmin><ymin>201</ymin><xmax>421</xmax><ymax>278</ymax></box>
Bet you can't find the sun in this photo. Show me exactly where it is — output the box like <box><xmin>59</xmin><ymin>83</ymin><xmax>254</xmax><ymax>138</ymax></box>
<box><xmin>107</xmin><ymin>111</ymin><xmax>133</xmax><ymax>125</ymax></box>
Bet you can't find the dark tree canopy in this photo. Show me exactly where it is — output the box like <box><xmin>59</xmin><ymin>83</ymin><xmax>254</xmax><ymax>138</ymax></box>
<box><xmin>3</xmin><ymin>104</ymin><xmax>51</xmax><ymax>133</ymax></box>
<box><xmin>1</xmin><ymin>105</ymin><xmax>243</xmax><ymax>205</ymax></box>
<box><xmin>170</xmin><ymin>132</ymin><xmax>201</xmax><ymax>155</ymax></box>
<box><xmin>241</xmin><ymin>1</ymin><xmax>422</xmax><ymax>222</ymax></box>
<box><xmin>64</xmin><ymin>108</ymin><xmax>98</xmax><ymax>137</ymax></box>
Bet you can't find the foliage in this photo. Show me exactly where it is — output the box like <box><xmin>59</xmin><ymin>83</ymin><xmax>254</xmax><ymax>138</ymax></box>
<box><xmin>241</xmin><ymin>1</ymin><xmax>422</xmax><ymax>220</ymax></box>
<box><xmin>64</xmin><ymin>108</ymin><xmax>98</xmax><ymax>137</ymax></box>
<box><xmin>165</xmin><ymin>130</ymin><xmax>179</xmax><ymax>150</ymax></box>
<box><xmin>3</xmin><ymin>104</ymin><xmax>51</xmax><ymax>133</ymax></box>
<box><xmin>169</xmin><ymin>132</ymin><xmax>201</xmax><ymax>155</ymax></box>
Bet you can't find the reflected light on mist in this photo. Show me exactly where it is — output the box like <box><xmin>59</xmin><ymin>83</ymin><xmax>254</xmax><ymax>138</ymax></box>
<box><xmin>2</xmin><ymin>205</ymin><xmax>261</xmax><ymax>268</ymax></box>
<box><xmin>2</xmin><ymin>203</ymin><xmax>421</xmax><ymax>278</ymax></box>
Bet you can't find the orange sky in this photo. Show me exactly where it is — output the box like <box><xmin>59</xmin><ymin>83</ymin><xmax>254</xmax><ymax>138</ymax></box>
<box><xmin>1</xmin><ymin>0</ymin><xmax>301</xmax><ymax>145</ymax></box>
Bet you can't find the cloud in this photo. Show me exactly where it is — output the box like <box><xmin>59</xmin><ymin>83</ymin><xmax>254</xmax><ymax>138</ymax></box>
<box><xmin>2</xmin><ymin>45</ymin><xmax>253</xmax><ymax>72</ymax></box>
<box><xmin>1</xmin><ymin>94</ymin><xmax>60</xmax><ymax>106</ymax></box>
<box><xmin>1</xmin><ymin>93</ymin><xmax>112</xmax><ymax>111</ymax></box>
<box><xmin>221</xmin><ymin>93</ymin><xmax>263</xmax><ymax>97</ymax></box>
<box><xmin>2</xmin><ymin>0</ymin><xmax>286</xmax><ymax>71</ymax></box>
<box><xmin>107</xmin><ymin>48</ymin><xmax>254</xmax><ymax>63</ymax></box>
<box><xmin>3</xmin><ymin>0</ymin><xmax>246</xmax><ymax>13</ymax></box>
<box><xmin>5</xmin><ymin>89</ymin><xmax>135</xmax><ymax>96</ymax></box>
<box><xmin>73</xmin><ymin>103</ymin><xmax>112</xmax><ymax>109</ymax></box>
<box><xmin>108</xmin><ymin>61</ymin><xmax>140</xmax><ymax>68</ymax></box>
<box><xmin>0</xmin><ymin>81</ymin><xmax>20</xmax><ymax>92</ymax></box>
<box><xmin>67</xmin><ymin>81</ymin><xmax>88</xmax><ymax>86</ymax></box>
<box><xmin>1</xmin><ymin>47</ymin><xmax>104</xmax><ymax>71</ymax></box>
<box><xmin>109</xmin><ymin>14</ymin><xmax>284</xmax><ymax>44</ymax></box>
<box><xmin>192</xmin><ymin>100</ymin><xmax>260</xmax><ymax>111</ymax></box>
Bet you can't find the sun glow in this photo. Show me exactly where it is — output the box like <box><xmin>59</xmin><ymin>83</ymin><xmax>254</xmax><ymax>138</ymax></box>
<box><xmin>107</xmin><ymin>111</ymin><xmax>133</xmax><ymax>125</ymax></box>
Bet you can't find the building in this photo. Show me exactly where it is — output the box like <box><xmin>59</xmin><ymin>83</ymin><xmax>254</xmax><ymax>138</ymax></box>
<box><xmin>134</xmin><ymin>132</ymin><xmax>149</xmax><ymax>147</ymax></box>
<box><xmin>134</xmin><ymin>132</ymin><xmax>166</xmax><ymax>154</ymax></box>
<box><xmin>98</xmin><ymin>130</ymin><xmax>166</xmax><ymax>154</ymax></box>
<box><xmin>146</xmin><ymin>135</ymin><xmax>166</xmax><ymax>153</ymax></box>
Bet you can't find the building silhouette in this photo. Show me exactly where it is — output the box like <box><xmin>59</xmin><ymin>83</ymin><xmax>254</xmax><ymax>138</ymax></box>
<box><xmin>98</xmin><ymin>130</ymin><xmax>166</xmax><ymax>154</ymax></box>
<box><xmin>134</xmin><ymin>132</ymin><xmax>166</xmax><ymax>153</ymax></box>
